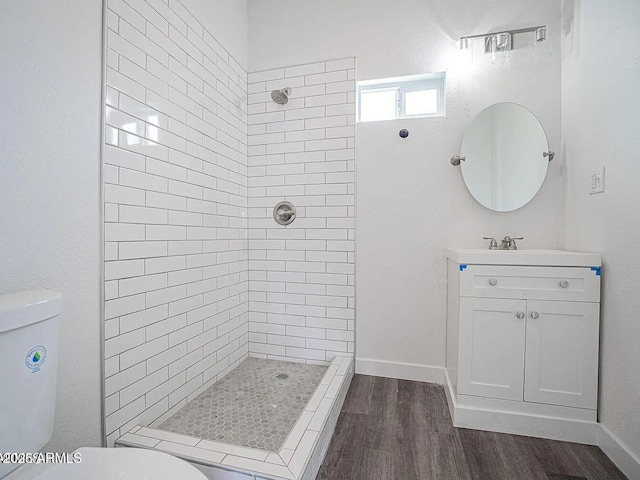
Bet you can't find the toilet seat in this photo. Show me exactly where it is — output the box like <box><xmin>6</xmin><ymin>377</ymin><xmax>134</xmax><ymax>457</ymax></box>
<box><xmin>5</xmin><ymin>447</ymin><xmax>208</xmax><ymax>480</ymax></box>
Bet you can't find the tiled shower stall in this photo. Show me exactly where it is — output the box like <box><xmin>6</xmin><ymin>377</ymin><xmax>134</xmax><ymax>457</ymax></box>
<box><xmin>102</xmin><ymin>0</ymin><xmax>356</xmax><ymax>450</ymax></box>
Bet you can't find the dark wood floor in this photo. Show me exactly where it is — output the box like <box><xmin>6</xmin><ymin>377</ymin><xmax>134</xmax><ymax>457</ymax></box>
<box><xmin>316</xmin><ymin>375</ymin><xmax>628</xmax><ymax>480</ymax></box>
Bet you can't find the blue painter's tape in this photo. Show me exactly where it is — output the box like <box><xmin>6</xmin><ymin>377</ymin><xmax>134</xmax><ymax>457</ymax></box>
<box><xmin>591</xmin><ymin>267</ymin><xmax>601</xmax><ymax>276</ymax></box>
<box><xmin>460</xmin><ymin>265</ymin><xmax>468</xmax><ymax>272</ymax></box>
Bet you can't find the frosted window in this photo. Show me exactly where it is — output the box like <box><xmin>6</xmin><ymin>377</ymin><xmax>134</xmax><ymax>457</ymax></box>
<box><xmin>404</xmin><ymin>89</ymin><xmax>438</xmax><ymax>116</ymax></box>
<box><xmin>360</xmin><ymin>90</ymin><xmax>397</xmax><ymax>122</ymax></box>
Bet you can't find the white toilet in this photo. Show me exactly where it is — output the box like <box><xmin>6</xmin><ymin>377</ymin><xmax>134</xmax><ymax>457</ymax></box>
<box><xmin>0</xmin><ymin>290</ymin><xmax>207</xmax><ymax>480</ymax></box>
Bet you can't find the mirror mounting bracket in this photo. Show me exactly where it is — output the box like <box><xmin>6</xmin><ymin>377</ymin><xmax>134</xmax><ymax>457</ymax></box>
<box><xmin>450</xmin><ymin>155</ymin><xmax>465</xmax><ymax>166</ymax></box>
<box><xmin>452</xmin><ymin>151</ymin><xmax>555</xmax><ymax>166</ymax></box>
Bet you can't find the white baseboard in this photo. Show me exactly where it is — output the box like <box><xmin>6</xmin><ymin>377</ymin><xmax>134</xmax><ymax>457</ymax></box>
<box><xmin>355</xmin><ymin>358</ymin><xmax>444</xmax><ymax>384</ymax></box>
<box><xmin>599</xmin><ymin>424</ymin><xmax>640</xmax><ymax>480</ymax></box>
<box><xmin>444</xmin><ymin>371</ymin><xmax>600</xmax><ymax>446</ymax></box>
<box><xmin>453</xmin><ymin>404</ymin><xmax>600</xmax><ymax>445</ymax></box>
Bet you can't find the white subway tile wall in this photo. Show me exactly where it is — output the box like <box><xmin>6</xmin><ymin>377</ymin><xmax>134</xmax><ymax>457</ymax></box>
<box><xmin>247</xmin><ymin>59</ymin><xmax>356</xmax><ymax>365</ymax></box>
<box><xmin>104</xmin><ymin>0</ymin><xmax>249</xmax><ymax>444</ymax></box>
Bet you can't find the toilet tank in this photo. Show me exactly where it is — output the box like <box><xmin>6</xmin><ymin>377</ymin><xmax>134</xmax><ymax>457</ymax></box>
<box><xmin>0</xmin><ymin>290</ymin><xmax>61</xmax><ymax>478</ymax></box>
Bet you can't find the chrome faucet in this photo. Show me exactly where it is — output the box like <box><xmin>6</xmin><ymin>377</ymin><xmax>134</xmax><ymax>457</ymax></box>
<box><xmin>483</xmin><ymin>236</ymin><xmax>523</xmax><ymax>250</ymax></box>
<box><xmin>499</xmin><ymin>236</ymin><xmax>523</xmax><ymax>250</ymax></box>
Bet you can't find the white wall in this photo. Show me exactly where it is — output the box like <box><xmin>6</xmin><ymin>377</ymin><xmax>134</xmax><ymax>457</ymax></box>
<box><xmin>0</xmin><ymin>1</ymin><xmax>103</xmax><ymax>451</ymax></box>
<box><xmin>103</xmin><ymin>0</ymin><xmax>249</xmax><ymax>446</ymax></box>
<box><xmin>561</xmin><ymin>0</ymin><xmax>640</xmax><ymax>474</ymax></box>
<box><xmin>180</xmin><ymin>0</ymin><xmax>248</xmax><ymax>70</ymax></box>
<box><xmin>249</xmin><ymin>0</ymin><xmax>562</xmax><ymax>378</ymax></box>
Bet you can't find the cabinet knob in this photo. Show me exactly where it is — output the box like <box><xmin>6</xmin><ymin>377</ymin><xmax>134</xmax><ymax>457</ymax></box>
<box><xmin>530</xmin><ymin>311</ymin><xmax>540</xmax><ymax>319</ymax></box>
<box><xmin>516</xmin><ymin>311</ymin><xmax>525</xmax><ymax>319</ymax></box>
<box><xmin>489</xmin><ymin>278</ymin><xmax>498</xmax><ymax>286</ymax></box>
<box><xmin>559</xmin><ymin>280</ymin><xmax>569</xmax><ymax>288</ymax></box>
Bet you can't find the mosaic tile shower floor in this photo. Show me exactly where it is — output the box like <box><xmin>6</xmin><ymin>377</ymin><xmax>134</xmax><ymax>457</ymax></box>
<box><xmin>157</xmin><ymin>358</ymin><xmax>328</xmax><ymax>452</ymax></box>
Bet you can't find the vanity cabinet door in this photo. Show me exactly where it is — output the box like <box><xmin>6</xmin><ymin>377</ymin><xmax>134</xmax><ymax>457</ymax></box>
<box><xmin>524</xmin><ymin>301</ymin><xmax>600</xmax><ymax>409</ymax></box>
<box><xmin>458</xmin><ymin>297</ymin><xmax>527</xmax><ymax>401</ymax></box>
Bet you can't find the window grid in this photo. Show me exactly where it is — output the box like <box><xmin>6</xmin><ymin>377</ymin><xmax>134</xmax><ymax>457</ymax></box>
<box><xmin>357</xmin><ymin>73</ymin><xmax>446</xmax><ymax>122</ymax></box>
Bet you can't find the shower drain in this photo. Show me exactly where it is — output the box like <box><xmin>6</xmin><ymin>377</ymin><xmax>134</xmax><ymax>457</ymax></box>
<box><xmin>275</xmin><ymin>373</ymin><xmax>289</xmax><ymax>380</ymax></box>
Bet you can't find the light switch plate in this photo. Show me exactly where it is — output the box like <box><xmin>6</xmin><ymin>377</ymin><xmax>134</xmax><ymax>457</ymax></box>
<box><xmin>590</xmin><ymin>166</ymin><xmax>605</xmax><ymax>195</ymax></box>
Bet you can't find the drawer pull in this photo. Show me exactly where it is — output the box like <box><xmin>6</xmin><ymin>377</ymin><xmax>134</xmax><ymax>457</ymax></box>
<box><xmin>531</xmin><ymin>311</ymin><xmax>540</xmax><ymax>319</ymax></box>
<box><xmin>559</xmin><ymin>280</ymin><xmax>569</xmax><ymax>288</ymax></box>
<box><xmin>516</xmin><ymin>311</ymin><xmax>525</xmax><ymax>319</ymax></box>
<box><xmin>489</xmin><ymin>278</ymin><xmax>498</xmax><ymax>286</ymax></box>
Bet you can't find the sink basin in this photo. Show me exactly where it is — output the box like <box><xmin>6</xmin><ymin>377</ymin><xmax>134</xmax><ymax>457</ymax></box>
<box><xmin>446</xmin><ymin>249</ymin><xmax>601</xmax><ymax>267</ymax></box>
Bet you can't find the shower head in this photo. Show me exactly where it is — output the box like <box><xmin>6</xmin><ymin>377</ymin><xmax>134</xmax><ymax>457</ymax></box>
<box><xmin>271</xmin><ymin>88</ymin><xmax>291</xmax><ymax>105</ymax></box>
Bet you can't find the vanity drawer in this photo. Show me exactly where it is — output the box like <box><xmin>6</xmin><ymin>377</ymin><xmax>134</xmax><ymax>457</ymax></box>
<box><xmin>459</xmin><ymin>265</ymin><xmax>600</xmax><ymax>302</ymax></box>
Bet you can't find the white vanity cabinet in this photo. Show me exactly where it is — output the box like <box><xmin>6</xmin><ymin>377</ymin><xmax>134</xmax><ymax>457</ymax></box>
<box><xmin>445</xmin><ymin>250</ymin><xmax>602</xmax><ymax>445</ymax></box>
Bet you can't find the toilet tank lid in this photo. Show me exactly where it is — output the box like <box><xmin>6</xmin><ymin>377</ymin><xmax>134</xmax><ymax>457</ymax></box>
<box><xmin>0</xmin><ymin>290</ymin><xmax>62</xmax><ymax>333</ymax></box>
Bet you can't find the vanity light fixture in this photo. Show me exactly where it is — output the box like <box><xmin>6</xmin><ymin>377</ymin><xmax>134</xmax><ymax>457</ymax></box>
<box><xmin>459</xmin><ymin>25</ymin><xmax>547</xmax><ymax>54</ymax></box>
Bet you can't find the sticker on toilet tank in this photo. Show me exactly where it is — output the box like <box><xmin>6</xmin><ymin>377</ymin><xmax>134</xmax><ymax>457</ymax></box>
<box><xmin>25</xmin><ymin>346</ymin><xmax>47</xmax><ymax>373</ymax></box>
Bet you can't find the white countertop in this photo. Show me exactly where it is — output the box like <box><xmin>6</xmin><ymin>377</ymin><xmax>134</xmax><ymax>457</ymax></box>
<box><xmin>446</xmin><ymin>249</ymin><xmax>602</xmax><ymax>267</ymax></box>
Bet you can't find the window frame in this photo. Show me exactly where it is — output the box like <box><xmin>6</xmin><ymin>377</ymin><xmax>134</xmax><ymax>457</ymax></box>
<box><xmin>357</xmin><ymin>72</ymin><xmax>446</xmax><ymax>122</ymax></box>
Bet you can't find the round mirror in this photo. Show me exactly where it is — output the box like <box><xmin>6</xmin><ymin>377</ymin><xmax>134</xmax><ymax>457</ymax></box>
<box><xmin>460</xmin><ymin>102</ymin><xmax>550</xmax><ymax>212</ymax></box>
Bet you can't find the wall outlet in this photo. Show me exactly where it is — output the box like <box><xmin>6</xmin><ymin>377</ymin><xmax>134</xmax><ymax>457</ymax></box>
<box><xmin>590</xmin><ymin>166</ymin><xmax>605</xmax><ymax>195</ymax></box>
